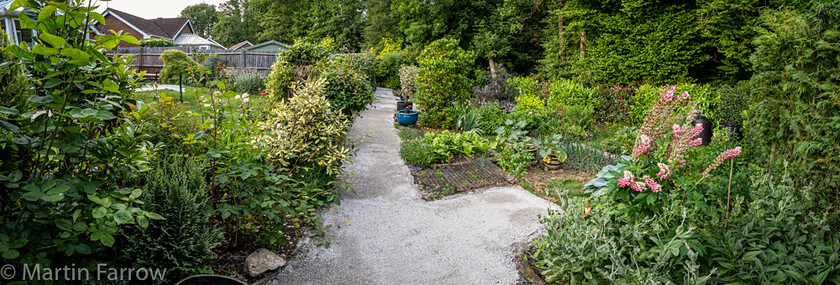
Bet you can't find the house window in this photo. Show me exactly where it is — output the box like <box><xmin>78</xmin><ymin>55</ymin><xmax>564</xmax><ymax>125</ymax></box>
<box><xmin>13</xmin><ymin>20</ymin><xmax>34</xmax><ymax>45</ymax></box>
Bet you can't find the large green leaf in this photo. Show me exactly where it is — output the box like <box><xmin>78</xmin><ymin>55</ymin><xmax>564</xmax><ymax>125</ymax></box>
<box><xmin>40</xmin><ymin>32</ymin><xmax>66</xmax><ymax>48</ymax></box>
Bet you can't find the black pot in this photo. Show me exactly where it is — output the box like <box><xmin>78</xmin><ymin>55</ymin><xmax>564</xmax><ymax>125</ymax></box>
<box><xmin>722</xmin><ymin>121</ymin><xmax>743</xmax><ymax>141</ymax></box>
<box><xmin>691</xmin><ymin>116</ymin><xmax>714</xmax><ymax>146</ymax></box>
<box><xmin>397</xmin><ymin>101</ymin><xmax>414</xmax><ymax>112</ymax></box>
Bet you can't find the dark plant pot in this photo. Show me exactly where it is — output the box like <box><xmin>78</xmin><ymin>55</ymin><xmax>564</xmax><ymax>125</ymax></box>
<box><xmin>397</xmin><ymin>101</ymin><xmax>414</xmax><ymax>111</ymax></box>
<box><xmin>397</xmin><ymin>110</ymin><xmax>419</xmax><ymax>126</ymax></box>
<box><xmin>691</xmin><ymin>116</ymin><xmax>714</xmax><ymax>146</ymax></box>
<box><xmin>544</xmin><ymin>157</ymin><xmax>563</xmax><ymax>170</ymax></box>
<box><xmin>175</xmin><ymin>275</ymin><xmax>247</xmax><ymax>285</ymax></box>
<box><xmin>722</xmin><ymin>121</ymin><xmax>743</xmax><ymax>141</ymax></box>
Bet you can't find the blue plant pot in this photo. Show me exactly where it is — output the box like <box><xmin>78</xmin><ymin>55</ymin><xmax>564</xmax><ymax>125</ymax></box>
<box><xmin>397</xmin><ymin>110</ymin><xmax>419</xmax><ymax>126</ymax></box>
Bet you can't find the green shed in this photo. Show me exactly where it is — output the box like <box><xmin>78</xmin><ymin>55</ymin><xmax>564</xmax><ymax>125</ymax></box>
<box><xmin>245</xmin><ymin>40</ymin><xmax>290</xmax><ymax>53</ymax></box>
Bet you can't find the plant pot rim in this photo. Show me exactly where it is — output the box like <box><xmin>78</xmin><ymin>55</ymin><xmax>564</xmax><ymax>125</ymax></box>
<box><xmin>398</xmin><ymin>110</ymin><xmax>419</xmax><ymax>115</ymax></box>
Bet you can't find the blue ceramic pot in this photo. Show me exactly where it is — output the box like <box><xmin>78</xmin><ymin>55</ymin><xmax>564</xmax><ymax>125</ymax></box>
<box><xmin>397</xmin><ymin>110</ymin><xmax>419</xmax><ymax>126</ymax></box>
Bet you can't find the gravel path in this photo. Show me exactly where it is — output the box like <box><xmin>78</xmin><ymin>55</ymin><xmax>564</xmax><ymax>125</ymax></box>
<box><xmin>261</xmin><ymin>88</ymin><xmax>557</xmax><ymax>285</ymax></box>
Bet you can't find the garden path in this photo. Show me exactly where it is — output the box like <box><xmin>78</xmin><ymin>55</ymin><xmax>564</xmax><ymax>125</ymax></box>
<box><xmin>261</xmin><ymin>88</ymin><xmax>557</xmax><ymax>285</ymax></box>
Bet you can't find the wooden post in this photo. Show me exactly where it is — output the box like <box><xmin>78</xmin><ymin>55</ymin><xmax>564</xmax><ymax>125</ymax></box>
<box><xmin>580</xmin><ymin>30</ymin><xmax>586</xmax><ymax>58</ymax></box>
<box><xmin>241</xmin><ymin>50</ymin><xmax>247</xmax><ymax>68</ymax></box>
<box><xmin>138</xmin><ymin>47</ymin><xmax>144</xmax><ymax>71</ymax></box>
<box><xmin>179</xmin><ymin>73</ymin><xmax>184</xmax><ymax>104</ymax></box>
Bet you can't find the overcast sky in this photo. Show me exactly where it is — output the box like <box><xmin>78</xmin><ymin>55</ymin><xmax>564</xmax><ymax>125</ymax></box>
<box><xmin>93</xmin><ymin>0</ymin><xmax>228</xmax><ymax>19</ymax></box>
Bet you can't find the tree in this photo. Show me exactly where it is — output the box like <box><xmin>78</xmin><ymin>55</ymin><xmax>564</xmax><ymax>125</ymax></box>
<box><xmin>256</xmin><ymin>0</ymin><xmax>365</xmax><ymax>51</ymax></box>
<box><xmin>180</xmin><ymin>3</ymin><xmax>219</xmax><ymax>39</ymax></box>
<box><xmin>212</xmin><ymin>0</ymin><xmax>261</xmax><ymax>47</ymax></box>
<box><xmin>362</xmin><ymin>0</ymin><xmax>402</xmax><ymax>49</ymax></box>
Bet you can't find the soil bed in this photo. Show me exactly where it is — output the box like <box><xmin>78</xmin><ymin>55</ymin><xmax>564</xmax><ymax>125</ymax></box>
<box><xmin>412</xmin><ymin>157</ymin><xmax>513</xmax><ymax>200</ymax></box>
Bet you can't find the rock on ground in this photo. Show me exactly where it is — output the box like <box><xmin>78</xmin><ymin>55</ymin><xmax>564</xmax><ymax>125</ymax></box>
<box><xmin>246</xmin><ymin>248</ymin><xmax>287</xmax><ymax>277</ymax></box>
<box><xmin>259</xmin><ymin>88</ymin><xmax>558</xmax><ymax>285</ymax></box>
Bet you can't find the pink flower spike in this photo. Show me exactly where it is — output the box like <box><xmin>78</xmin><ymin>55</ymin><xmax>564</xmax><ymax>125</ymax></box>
<box><xmin>701</xmin><ymin>147</ymin><xmax>742</xmax><ymax>177</ymax></box>
<box><xmin>644</xmin><ymin>175</ymin><xmax>661</xmax><ymax>193</ymax></box>
<box><xmin>656</xmin><ymin>163</ymin><xmax>671</xmax><ymax>181</ymax></box>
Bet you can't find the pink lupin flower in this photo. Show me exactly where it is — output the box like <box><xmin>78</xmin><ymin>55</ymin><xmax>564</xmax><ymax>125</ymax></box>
<box><xmin>631</xmin><ymin>134</ymin><xmax>653</xmax><ymax>161</ymax></box>
<box><xmin>644</xmin><ymin>175</ymin><xmax>661</xmax><ymax>193</ymax></box>
<box><xmin>631</xmin><ymin>181</ymin><xmax>647</xmax><ymax>192</ymax></box>
<box><xmin>656</xmin><ymin>163</ymin><xmax>671</xmax><ymax>181</ymax></box>
<box><xmin>702</xmin><ymin>147</ymin><xmax>743</xmax><ymax>177</ymax></box>
<box><xmin>617</xmin><ymin>171</ymin><xmax>635</xmax><ymax>188</ymax></box>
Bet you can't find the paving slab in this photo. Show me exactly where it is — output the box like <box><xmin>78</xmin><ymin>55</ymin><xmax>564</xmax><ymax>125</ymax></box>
<box><xmin>261</xmin><ymin>88</ymin><xmax>557</xmax><ymax>285</ymax></box>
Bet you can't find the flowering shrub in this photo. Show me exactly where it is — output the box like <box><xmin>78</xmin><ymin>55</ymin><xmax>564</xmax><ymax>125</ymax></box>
<box><xmin>604</xmin><ymin>86</ymin><xmax>742</xmax><ymax>218</ymax></box>
<box><xmin>415</xmin><ymin>39</ymin><xmax>476</xmax><ymax>128</ymax></box>
<box><xmin>593</xmin><ymin>84</ymin><xmax>634</xmax><ymax>124</ymax></box>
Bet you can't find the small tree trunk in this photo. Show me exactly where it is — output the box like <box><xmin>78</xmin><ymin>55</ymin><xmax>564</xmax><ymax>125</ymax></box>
<box><xmin>179</xmin><ymin>73</ymin><xmax>184</xmax><ymax>103</ymax></box>
<box><xmin>489</xmin><ymin>58</ymin><xmax>497</xmax><ymax>79</ymax></box>
<box><xmin>580</xmin><ymin>29</ymin><xmax>586</xmax><ymax>58</ymax></box>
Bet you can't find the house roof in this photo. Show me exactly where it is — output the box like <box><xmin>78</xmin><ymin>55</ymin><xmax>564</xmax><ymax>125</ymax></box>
<box><xmin>174</xmin><ymin>34</ymin><xmax>226</xmax><ymax>49</ymax></box>
<box><xmin>0</xmin><ymin>0</ymin><xmax>20</xmax><ymax>15</ymax></box>
<box><xmin>104</xmin><ymin>8</ymin><xmax>190</xmax><ymax>39</ymax></box>
<box><xmin>229</xmin><ymin>41</ymin><xmax>253</xmax><ymax>50</ymax></box>
<box><xmin>245</xmin><ymin>40</ymin><xmax>290</xmax><ymax>51</ymax></box>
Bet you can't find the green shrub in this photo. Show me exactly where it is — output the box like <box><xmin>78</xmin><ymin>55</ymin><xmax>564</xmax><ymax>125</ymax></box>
<box><xmin>278</xmin><ymin>38</ymin><xmax>333</xmax><ymax>65</ymax></box>
<box><xmin>265</xmin><ymin>59</ymin><xmax>296</xmax><ymax>98</ymax></box>
<box><xmin>320</xmin><ymin>56</ymin><xmax>376</xmax><ymax>116</ymax></box>
<box><xmin>415</xmin><ymin>39</ymin><xmax>475</xmax><ymax>128</ymax></box>
<box><xmin>561</xmin><ymin>105</ymin><xmax>594</xmax><ymax>131</ymax></box>
<box><xmin>716</xmin><ymin>81</ymin><xmax>750</xmax><ymax>124</ymax></box>
<box><xmin>477</xmin><ymin>102</ymin><xmax>506</xmax><ymax>135</ymax></box>
<box><xmin>0</xmin><ymin>1</ymin><xmax>156</xmax><ymax>269</ymax></box>
<box><xmin>377</xmin><ymin>50</ymin><xmax>409</xmax><ymax>89</ymax></box>
<box><xmin>534</xmin><ymin>196</ymin><xmax>710</xmax><ymax>284</ymax></box>
<box><xmin>122</xmin><ymin>157</ymin><xmax>222</xmax><ymax>284</ymax></box>
<box><xmin>508</xmin><ymin>77</ymin><xmax>549</xmax><ymax>112</ymax></box>
<box><xmin>140</xmin><ymin>38</ymin><xmax>175</xmax><ymax>47</ymax></box>
<box><xmin>0</xmin><ymin>28</ymin><xmax>28</xmax><ymax>111</ymax></box>
<box><xmin>497</xmin><ymin>143</ymin><xmax>534</xmax><ymax>179</ymax></box>
<box><xmin>701</xmin><ymin>166</ymin><xmax>840</xmax><ymax>283</ymax></box>
<box><xmin>160</xmin><ymin>49</ymin><xmax>198</xmax><ymax>84</ymax></box>
<box><xmin>547</xmin><ymin>79</ymin><xmax>596</xmax><ymax>108</ymax></box>
<box><xmin>258</xmin><ymin>79</ymin><xmax>351</xmax><ymax>176</ymax></box>
<box><xmin>746</xmin><ymin>2</ymin><xmax>840</xmax><ymax>213</ymax></box>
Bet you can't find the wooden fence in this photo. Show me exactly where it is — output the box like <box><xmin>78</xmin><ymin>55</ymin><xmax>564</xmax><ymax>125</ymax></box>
<box><xmin>112</xmin><ymin>47</ymin><xmax>278</xmax><ymax>80</ymax></box>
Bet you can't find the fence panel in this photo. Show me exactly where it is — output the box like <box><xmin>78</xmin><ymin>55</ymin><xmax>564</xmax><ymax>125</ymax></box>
<box><xmin>112</xmin><ymin>47</ymin><xmax>279</xmax><ymax>78</ymax></box>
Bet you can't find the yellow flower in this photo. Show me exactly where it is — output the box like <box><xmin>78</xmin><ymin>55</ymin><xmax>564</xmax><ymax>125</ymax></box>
<box><xmin>223</xmin><ymin>193</ymin><xmax>228</xmax><ymax>197</ymax></box>
<box><xmin>543</xmin><ymin>157</ymin><xmax>551</xmax><ymax>163</ymax></box>
<box><xmin>246</xmin><ymin>214</ymin><xmax>252</xmax><ymax>219</ymax></box>
<box><xmin>318</xmin><ymin>161</ymin><xmax>324</xmax><ymax>166</ymax></box>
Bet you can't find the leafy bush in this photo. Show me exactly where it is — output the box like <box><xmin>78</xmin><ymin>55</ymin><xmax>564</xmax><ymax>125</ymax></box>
<box><xmin>561</xmin><ymin>105</ymin><xmax>594</xmax><ymax>131</ymax></box>
<box><xmin>377</xmin><ymin>50</ymin><xmax>410</xmax><ymax>89</ymax></box>
<box><xmin>415</xmin><ymin>39</ymin><xmax>476</xmax><ymax>128</ymax></box>
<box><xmin>746</xmin><ymin>2</ymin><xmax>840</xmax><ymax>214</ymax></box>
<box><xmin>122</xmin><ymin>157</ymin><xmax>222</xmax><ymax>284</ymax></box>
<box><xmin>477</xmin><ymin>102</ymin><xmax>507</xmax><ymax>135</ymax></box>
<box><xmin>593</xmin><ymin>84</ymin><xmax>634</xmax><ymax>124</ymax></box>
<box><xmin>398</xmin><ymin>64</ymin><xmax>419</xmax><ymax>97</ymax></box>
<box><xmin>258</xmin><ymin>78</ymin><xmax>351</xmax><ymax>176</ymax></box>
<box><xmin>277</xmin><ymin>38</ymin><xmax>333</xmax><ymax>65</ymax></box>
<box><xmin>0</xmin><ymin>28</ymin><xmax>28</xmax><ymax>111</ymax></box>
<box><xmin>160</xmin><ymin>49</ymin><xmax>198</xmax><ymax>84</ymax></box>
<box><xmin>265</xmin><ymin>59</ymin><xmax>296</xmax><ymax>98</ymax></box>
<box><xmin>534</xmin><ymin>196</ymin><xmax>710</xmax><ymax>284</ymax></box>
<box><xmin>497</xmin><ymin>143</ymin><xmax>534</xmax><ymax>179</ymax></box>
<box><xmin>320</xmin><ymin>56</ymin><xmax>376</xmax><ymax>116</ymax></box>
<box><xmin>701</xmin><ymin>166</ymin><xmax>840</xmax><ymax>283</ymax></box>
<box><xmin>140</xmin><ymin>38</ymin><xmax>175</xmax><ymax>47</ymax></box>
<box><xmin>231</xmin><ymin>70</ymin><xmax>265</xmax><ymax>95</ymax></box>
<box><xmin>0</xmin><ymin>1</ymin><xmax>157</xmax><ymax>268</ymax></box>
<box><xmin>508</xmin><ymin>77</ymin><xmax>549</xmax><ymax>112</ymax></box>
<box><xmin>716</xmin><ymin>81</ymin><xmax>750</xmax><ymax>124</ymax></box>
<box><xmin>546</xmin><ymin>79</ymin><xmax>596</xmax><ymax>108</ymax></box>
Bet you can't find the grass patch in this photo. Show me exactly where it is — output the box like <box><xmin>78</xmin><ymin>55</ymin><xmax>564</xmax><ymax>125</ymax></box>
<box><xmin>397</xmin><ymin>127</ymin><xmax>426</xmax><ymax>143</ymax></box>
<box><xmin>545</xmin><ymin>178</ymin><xmax>589</xmax><ymax>198</ymax></box>
<box><xmin>134</xmin><ymin>87</ymin><xmax>209</xmax><ymax>111</ymax></box>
